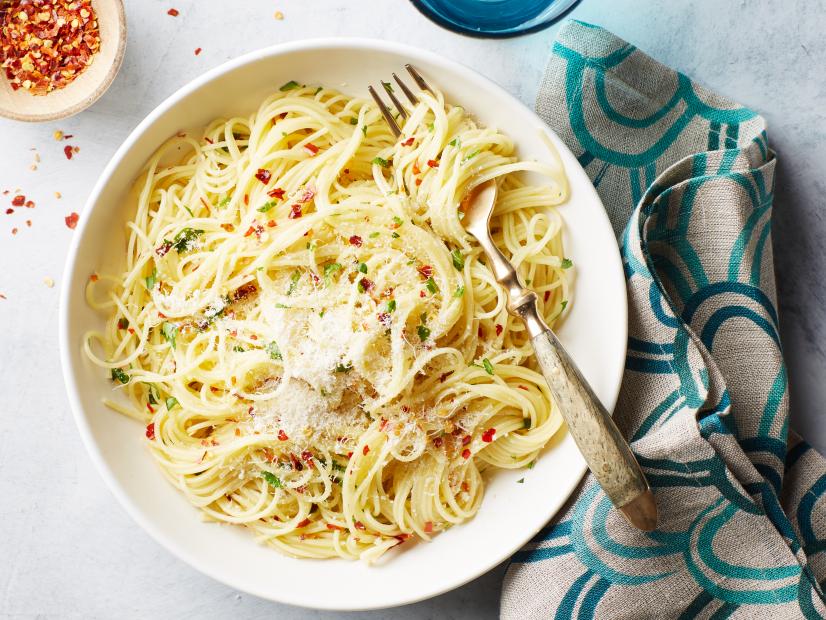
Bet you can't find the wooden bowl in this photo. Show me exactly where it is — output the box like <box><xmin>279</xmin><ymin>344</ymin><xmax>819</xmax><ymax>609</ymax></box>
<box><xmin>0</xmin><ymin>0</ymin><xmax>126</xmax><ymax>122</ymax></box>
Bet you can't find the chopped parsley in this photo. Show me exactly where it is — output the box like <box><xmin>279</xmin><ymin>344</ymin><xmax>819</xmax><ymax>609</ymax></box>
<box><xmin>463</xmin><ymin>149</ymin><xmax>480</xmax><ymax>162</ymax></box>
<box><xmin>233</xmin><ymin>345</ymin><xmax>246</xmax><ymax>352</ymax></box>
<box><xmin>145</xmin><ymin>268</ymin><xmax>157</xmax><ymax>291</ymax></box>
<box><xmin>314</xmin><ymin>86</ymin><xmax>323</xmax><ymax>95</ymax></box>
<box><xmin>286</xmin><ymin>270</ymin><xmax>301</xmax><ymax>295</ymax></box>
<box><xmin>392</xmin><ymin>216</ymin><xmax>404</xmax><ymax>226</ymax></box>
<box><xmin>386</xmin><ymin>299</ymin><xmax>396</xmax><ymax>313</ymax></box>
<box><xmin>425</xmin><ymin>277</ymin><xmax>438</xmax><ymax>294</ymax></box>
<box><xmin>262</xmin><ymin>471</ymin><xmax>283</xmax><ymax>488</ymax></box>
<box><xmin>560</xmin><ymin>300</ymin><xmax>568</xmax><ymax>311</ymax></box>
<box><xmin>427</xmin><ymin>122</ymin><xmax>434</xmax><ymax>132</ymax></box>
<box><xmin>349</xmin><ymin>117</ymin><xmax>358</xmax><ymax>125</ymax></box>
<box><xmin>528</xmin><ymin>460</ymin><xmax>536</xmax><ymax>469</ymax></box>
<box><xmin>448</xmin><ymin>138</ymin><xmax>459</xmax><ymax>147</ymax></box>
<box><xmin>274</xmin><ymin>303</ymin><xmax>289</xmax><ymax>309</ymax></box>
<box><xmin>451</xmin><ymin>249</ymin><xmax>464</xmax><ymax>271</ymax></box>
<box><xmin>110</xmin><ymin>367</ymin><xmax>129</xmax><ymax>384</ymax></box>
<box><xmin>183</xmin><ymin>205</ymin><xmax>194</xmax><ymax>217</ymax></box>
<box><xmin>165</xmin><ymin>397</ymin><xmax>178</xmax><ymax>410</ymax></box>
<box><xmin>257</xmin><ymin>200</ymin><xmax>277</xmax><ymax>212</ymax></box>
<box><xmin>369</xmin><ymin>231</ymin><xmax>380</xmax><ymax>238</ymax></box>
<box><xmin>517</xmin><ymin>478</ymin><xmax>525</xmax><ymax>484</ymax></box>
<box><xmin>266</xmin><ymin>341</ymin><xmax>282</xmax><ymax>361</ymax></box>
<box><xmin>561</xmin><ymin>258</ymin><xmax>573</xmax><ymax>269</ymax></box>
<box><xmin>391</xmin><ymin>232</ymin><xmax>400</xmax><ymax>239</ymax></box>
<box><xmin>372</xmin><ymin>157</ymin><xmax>390</xmax><ymax>168</ymax></box>
<box><xmin>170</xmin><ymin>227</ymin><xmax>204</xmax><ymax>253</ymax></box>
<box><xmin>358</xmin><ymin>263</ymin><xmax>368</xmax><ymax>274</ymax></box>
<box><xmin>279</xmin><ymin>80</ymin><xmax>300</xmax><ymax>91</ymax></box>
<box><xmin>361</xmin><ymin>125</ymin><xmax>368</xmax><ymax>137</ymax></box>
<box><xmin>417</xmin><ymin>324</ymin><xmax>431</xmax><ymax>342</ymax></box>
<box><xmin>218</xmin><ymin>196</ymin><xmax>231</xmax><ymax>208</ymax></box>
<box><xmin>453</xmin><ymin>285</ymin><xmax>465</xmax><ymax>298</ymax></box>
<box><xmin>482</xmin><ymin>358</ymin><xmax>494</xmax><ymax>375</ymax></box>
<box><xmin>161</xmin><ymin>322</ymin><xmax>178</xmax><ymax>349</ymax></box>
<box><xmin>335</xmin><ymin>362</ymin><xmax>353</xmax><ymax>373</ymax></box>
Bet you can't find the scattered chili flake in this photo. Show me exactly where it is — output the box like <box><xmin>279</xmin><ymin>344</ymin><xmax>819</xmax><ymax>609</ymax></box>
<box><xmin>433</xmin><ymin>436</ymin><xmax>443</xmax><ymax>448</ymax></box>
<box><xmin>417</xmin><ymin>264</ymin><xmax>433</xmax><ymax>280</ymax></box>
<box><xmin>495</xmin><ymin>324</ymin><xmax>503</xmax><ymax>336</ymax></box>
<box><xmin>462</xmin><ymin>435</ymin><xmax>472</xmax><ymax>446</ymax></box>
<box><xmin>255</xmin><ymin>168</ymin><xmax>271</xmax><ymax>184</ymax></box>
<box><xmin>326</xmin><ymin>523</ymin><xmax>342</xmax><ymax>531</ymax></box>
<box><xmin>296</xmin><ymin>518</ymin><xmax>311</xmax><ymax>528</ymax></box>
<box><xmin>482</xmin><ymin>428</ymin><xmax>496</xmax><ymax>443</ymax></box>
<box><xmin>89</xmin><ymin>273</ymin><xmax>98</xmax><ymax>282</ymax></box>
<box><xmin>194</xmin><ymin>47</ymin><xmax>202</xmax><ymax>56</ymax></box>
<box><xmin>358</xmin><ymin>278</ymin><xmax>373</xmax><ymax>293</ymax></box>
<box><xmin>379</xmin><ymin>418</ymin><xmax>389</xmax><ymax>431</ymax></box>
<box><xmin>348</xmin><ymin>235</ymin><xmax>362</xmax><ymax>247</ymax></box>
<box><xmin>117</xmin><ymin>318</ymin><xmax>128</xmax><ymax>330</ymax></box>
<box><xmin>11</xmin><ymin>228</ymin><xmax>17</xmax><ymax>235</ymax></box>
<box><xmin>1</xmin><ymin>0</ymin><xmax>101</xmax><ymax>95</ymax></box>
<box><xmin>145</xmin><ymin>423</ymin><xmax>155</xmax><ymax>440</ymax></box>
<box><xmin>301</xmin><ymin>450</ymin><xmax>315</xmax><ymax>468</ymax></box>
<box><xmin>11</xmin><ymin>195</ymin><xmax>24</xmax><ymax>207</ymax></box>
<box><xmin>461</xmin><ymin>448</ymin><xmax>471</xmax><ymax>459</ymax></box>
<box><xmin>402</xmin><ymin>137</ymin><xmax>415</xmax><ymax>146</ymax></box>
<box><xmin>290</xmin><ymin>453</ymin><xmax>303</xmax><ymax>471</ymax></box>
<box><xmin>4</xmin><ymin>209</ymin><xmax>12</xmax><ymax>215</ymax></box>
<box><xmin>24</xmin><ymin>200</ymin><xmax>34</xmax><ymax>208</ymax></box>
<box><xmin>544</xmin><ymin>290</ymin><xmax>551</xmax><ymax>302</ymax></box>
<box><xmin>155</xmin><ymin>241</ymin><xmax>172</xmax><ymax>256</ymax></box>
<box><xmin>395</xmin><ymin>533</ymin><xmax>412</xmax><ymax>543</ymax></box>
<box><xmin>220</xmin><ymin>223</ymin><xmax>234</xmax><ymax>232</ymax></box>
<box><xmin>427</xmin><ymin>159</ymin><xmax>439</xmax><ymax>168</ymax></box>
<box><xmin>451</xmin><ymin>427</ymin><xmax>463</xmax><ymax>436</ymax></box>
<box><xmin>461</xmin><ymin>481</ymin><xmax>469</xmax><ymax>492</ymax></box>
<box><xmin>415</xmin><ymin>178</ymin><xmax>422</xmax><ymax>186</ymax></box>
<box><xmin>304</xmin><ymin>143</ymin><xmax>319</xmax><ymax>155</ymax></box>
<box><xmin>278</xmin><ymin>429</ymin><xmax>289</xmax><ymax>441</ymax></box>
<box><xmin>354</xmin><ymin>521</ymin><xmax>366</xmax><ymax>530</ymax></box>
<box><xmin>478</xmin><ymin>326</ymin><xmax>484</xmax><ymax>338</ymax></box>
<box><xmin>167</xmin><ymin>8</ymin><xmax>179</xmax><ymax>16</ymax></box>
<box><xmin>517</xmin><ymin>385</ymin><xmax>529</xmax><ymax>391</ymax></box>
<box><xmin>146</xmin><ymin>402</ymin><xmax>155</xmax><ymax>414</ymax></box>
<box><xmin>412</xmin><ymin>163</ymin><xmax>420</xmax><ymax>175</ymax></box>
<box><xmin>267</xmin><ymin>187</ymin><xmax>286</xmax><ymax>199</ymax></box>
<box><xmin>267</xmin><ymin>219</ymin><xmax>276</xmax><ymax>227</ymax></box>
<box><xmin>362</xmin><ymin>445</ymin><xmax>370</xmax><ymax>456</ymax></box>
<box><xmin>64</xmin><ymin>212</ymin><xmax>79</xmax><ymax>229</ymax></box>
<box><xmin>289</xmin><ymin>204</ymin><xmax>302</xmax><ymax>219</ymax></box>
<box><xmin>424</xmin><ymin>521</ymin><xmax>433</xmax><ymax>533</ymax></box>
<box><xmin>64</xmin><ymin>145</ymin><xmax>76</xmax><ymax>160</ymax></box>
<box><xmin>243</xmin><ymin>194</ymin><xmax>249</xmax><ymax>205</ymax></box>
<box><xmin>297</xmin><ymin>187</ymin><xmax>315</xmax><ymax>203</ymax></box>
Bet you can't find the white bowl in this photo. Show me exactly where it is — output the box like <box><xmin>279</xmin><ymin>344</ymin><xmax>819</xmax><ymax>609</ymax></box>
<box><xmin>59</xmin><ymin>39</ymin><xmax>627</xmax><ymax>611</ymax></box>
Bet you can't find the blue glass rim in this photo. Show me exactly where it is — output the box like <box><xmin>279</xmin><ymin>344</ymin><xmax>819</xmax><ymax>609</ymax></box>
<box><xmin>409</xmin><ymin>0</ymin><xmax>582</xmax><ymax>39</ymax></box>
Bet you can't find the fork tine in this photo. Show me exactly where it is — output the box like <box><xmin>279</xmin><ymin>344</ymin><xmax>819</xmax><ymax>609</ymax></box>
<box><xmin>405</xmin><ymin>64</ymin><xmax>432</xmax><ymax>93</ymax></box>
<box><xmin>382</xmin><ymin>81</ymin><xmax>409</xmax><ymax>120</ymax></box>
<box><xmin>368</xmin><ymin>85</ymin><xmax>401</xmax><ymax>137</ymax></box>
<box><xmin>392</xmin><ymin>73</ymin><xmax>418</xmax><ymax>105</ymax></box>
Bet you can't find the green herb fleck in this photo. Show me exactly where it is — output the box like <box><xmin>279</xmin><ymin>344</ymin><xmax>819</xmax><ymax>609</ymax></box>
<box><xmin>265</xmin><ymin>341</ymin><xmax>282</xmax><ymax>361</ymax></box>
<box><xmin>463</xmin><ymin>149</ymin><xmax>480</xmax><ymax>162</ymax></box>
<box><xmin>425</xmin><ymin>277</ymin><xmax>438</xmax><ymax>294</ymax></box>
<box><xmin>262</xmin><ymin>471</ymin><xmax>283</xmax><ymax>488</ymax></box>
<box><xmin>358</xmin><ymin>262</ymin><xmax>368</xmax><ymax>274</ymax></box>
<box><xmin>233</xmin><ymin>345</ymin><xmax>246</xmax><ymax>352</ymax></box>
<box><xmin>391</xmin><ymin>231</ymin><xmax>400</xmax><ymax>239</ymax></box>
<box><xmin>110</xmin><ymin>367</ymin><xmax>129</xmax><ymax>384</ymax></box>
<box><xmin>392</xmin><ymin>216</ymin><xmax>404</xmax><ymax>226</ymax></box>
<box><xmin>451</xmin><ymin>249</ymin><xmax>464</xmax><ymax>271</ymax></box>
<box><xmin>560</xmin><ymin>300</ymin><xmax>568</xmax><ymax>311</ymax></box>
<box><xmin>482</xmin><ymin>358</ymin><xmax>494</xmax><ymax>375</ymax></box>
<box><xmin>183</xmin><ymin>205</ymin><xmax>194</xmax><ymax>217</ymax></box>
<box><xmin>335</xmin><ymin>362</ymin><xmax>353</xmax><ymax>373</ymax></box>
<box><xmin>171</xmin><ymin>227</ymin><xmax>204</xmax><ymax>253</ymax></box>
<box><xmin>161</xmin><ymin>322</ymin><xmax>178</xmax><ymax>349</ymax></box>
<box><xmin>528</xmin><ymin>460</ymin><xmax>536</xmax><ymax>469</ymax></box>
<box><xmin>561</xmin><ymin>258</ymin><xmax>573</xmax><ymax>269</ymax></box>
<box><xmin>427</xmin><ymin>122</ymin><xmax>434</xmax><ymax>132</ymax></box>
<box><xmin>349</xmin><ymin>117</ymin><xmax>358</xmax><ymax>125</ymax></box>
<box><xmin>361</xmin><ymin>125</ymin><xmax>368</xmax><ymax>137</ymax></box>
<box><xmin>417</xmin><ymin>324</ymin><xmax>431</xmax><ymax>342</ymax></box>
<box><xmin>279</xmin><ymin>80</ymin><xmax>300</xmax><ymax>92</ymax></box>
<box><xmin>165</xmin><ymin>397</ymin><xmax>178</xmax><ymax>410</ymax></box>
<box><xmin>516</xmin><ymin>478</ymin><xmax>525</xmax><ymax>484</ymax></box>
<box><xmin>323</xmin><ymin>263</ymin><xmax>342</xmax><ymax>285</ymax></box>
<box><xmin>369</xmin><ymin>231</ymin><xmax>380</xmax><ymax>238</ymax></box>
<box><xmin>448</xmin><ymin>138</ymin><xmax>459</xmax><ymax>147</ymax></box>
<box><xmin>218</xmin><ymin>196</ymin><xmax>231</xmax><ymax>208</ymax></box>
<box><xmin>386</xmin><ymin>299</ymin><xmax>396</xmax><ymax>313</ymax></box>
<box><xmin>286</xmin><ymin>270</ymin><xmax>301</xmax><ymax>295</ymax></box>
<box><xmin>145</xmin><ymin>268</ymin><xmax>157</xmax><ymax>291</ymax></box>
<box><xmin>257</xmin><ymin>201</ymin><xmax>277</xmax><ymax>213</ymax></box>
<box><xmin>274</xmin><ymin>303</ymin><xmax>289</xmax><ymax>309</ymax></box>
<box><xmin>314</xmin><ymin>86</ymin><xmax>323</xmax><ymax>95</ymax></box>
<box><xmin>372</xmin><ymin>157</ymin><xmax>390</xmax><ymax>168</ymax></box>
<box><xmin>453</xmin><ymin>285</ymin><xmax>465</xmax><ymax>298</ymax></box>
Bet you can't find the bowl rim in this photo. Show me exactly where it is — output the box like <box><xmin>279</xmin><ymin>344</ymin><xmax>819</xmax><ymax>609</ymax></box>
<box><xmin>0</xmin><ymin>0</ymin><xmax>127</xmax><ymax>123</ymax></box>
<box><xmin>59</xmin><ymin>36</ymin><xmax>628</xmax><ymax>610</ymax></box>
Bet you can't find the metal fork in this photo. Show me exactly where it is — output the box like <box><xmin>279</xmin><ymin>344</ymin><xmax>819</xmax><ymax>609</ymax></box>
<box><xmin>369</xmin><ymin>66</ymin><xmax>658</xmax><ymax>532</ymax></box>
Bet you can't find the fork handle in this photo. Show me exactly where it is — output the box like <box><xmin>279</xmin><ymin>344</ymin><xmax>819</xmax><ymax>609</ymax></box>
<box><xmin>480</xmin><ymin>242</ymin><xmax>657</xmax><ymax>531</ymax></box>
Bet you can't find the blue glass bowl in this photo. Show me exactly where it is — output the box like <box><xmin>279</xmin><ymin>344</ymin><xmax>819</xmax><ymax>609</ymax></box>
<box><xmin>410</xmin><ymin>0</ymin><xmax>582</xmax><ymax>38</ymax></box>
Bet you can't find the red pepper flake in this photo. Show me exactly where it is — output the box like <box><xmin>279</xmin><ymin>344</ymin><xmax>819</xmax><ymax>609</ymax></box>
<box><xmin>395</xmin><ymin>533</ymin><xmax>412</xmax><ymax>543</ymax></box>
<box><xmin>278</xmin><ymin>429</ymin><xmax>289</xmax><ymax>441</ymax></box>
<box><xmin>379</xmin><ymin>418</ymin><xmax>389</xmax><ymax>431</ymax></box>
<box><xmin>377</xmin><ymin>312</ymin><xmax>390</xmax><ymax>325</ymax></box>
<box><xmin>461</xmin><ymin>481</ymin><xmax>470</xmax><ymax>492</ymax></box>
<box><xmin>517</xmin><ymin>385</ymin><xmax>529</xmax><ymax>391</ymax></box>
<box><xmin>451</xmin><ymin>427</ymin><xmax>463</xmax><ymax>437</ymax></box>
<box><xmin>249</xmin><ymin>334</ymin><xmax>258</xmax><ymax>341</ymax></box>
<box><xmin>495</xmin><ymin>324</ymin><xmax>503</xmax><ymax>336</ymax></box>
<box><xmin>481</xmin><ymin>428</ymin><xmax>496</xmax><ymax>443</ymax></box>
<box><xmin>478</xmin><ymin>326</ymin><xmax>484</xmax><ymax>338</ymax></box>
<box><xmin>204</xmin><ymin>137</ymin><xmax>213</xmax><ymax>144</ymax></box>
<box><xmin>267</xmin><ymin>187</ymin><xmax>286</xmax><ymax>199</ymax></box>
<box><xmin>4</xmin><ymin>209</ymin><xmax>12</xmax><ymax>215</ymax></box>
<box><xmin>348</xmin><ymin>235</ymin><xmax>362</xmax><ymax>247</ymax></box>
<box><xmin>402</xmin><ymin>137</ymin><xmax>415</xmax><ymax>146</ymax></box>
<box><xmin>412</xmin><ymin>163</ymin><xmax>421</xmax><ymax>175</ymax></box>
<box><xmin>255</xmin><ymin>168</ymin><xmax>272</xmax><ymax>184</ymax></box>
<box><xmin>359</xmin><ymin>278</ymin><xmax>373</xmax><ymax>293</ymax></box>
<box><xmin>362</xmin><ymin>445</ymin><xmax>370</xmax><ymax>456</ymax></box>
<box><xmin>289</xmin><ymin>204</ymin><xmax>303</xmax><ymax>219</ymax></box>
<box><xmin>419</xmin><ymin>290</ymin><xmax>426</xmax><ymax>298</ymax></box>
<box><xmin>64</xmin><ymin>145</ymin><xmax>74</xmax><ymax>160</ymax></box>
<box><xmin>433</xmin><ymin>436</ymin><xmax>443</xmax><ymax>448</ymax></box>
<box><xmin>155</xmin><ymin>241</ymin><xmax>172</xmax><ymax>256</ymax></box>
<box><xmin>354</xmin><ymin>521</ymin><xmax>366</xmax><ymax>531</ymax></box>
<box><xmin>117</xmin><ymin>318</ymin><xmax>128</xmax><ymax>330</ymax></box>
<box><xmin>461</xmin><ymin>448</ymin><xmax>471</xmax><ymax>459</ymax></box>
<box><xmin>290</xmin><ymin>453</ymin><xmax>303</xmax><ymax>471</ymax></box>
<box><xmin>146</xmin><ymin>402</ymin><xmax>155</xmax><ymax>414</ymax></box>
<box><xmin>544</xmin><ymin>290</ymin><xmax>551</xmax><ymax>302</ymax></box>
<box><xmin>462</xmin><ymin>435</ymin><xmax>472</xmax><ymax>446</ymax></box>
<box><xmin>304</xmin><ymin>143</ymin><xmax>319</xmax><ymax>155</ymax></box>
<box><xmin>417</xmin><ymin>264</ymin><xmax>433</xmax><ymax>280</ymax></box>
<box><xmin>89</xmin><ymin>274</ymin><xmax>99</xmax><ymax>282</ymax></box>
<box><xmin>194</xmin><ymin>47</ymin><xmax>202</xmax><ymax>56</ymax></box>
<box><xmin>220</xmin><ymin>223</ymin><xmax>234</xmax><ymax>232</ymax></box>
<box><xmin>424</xmin><ymin>521</ymin><xmax>433</xmax><ymax>533</ymax></box>
<box><xmin>347</xmin><ymin>451</ymin><xmax>353</xmax><ymax>458</ymax></box>
<box><xmin>243</xmin><ymin>194</ymin><xmax>249</xmax><ymax>206</ymax></box>
<box><xmin>145</xmin><ymin>423</ymin><xmax>155</xmax><ymax>440</ymax></box>
<box><xmin>427</xmin><ymin>159</ymin><xmax>439</xmax><ymax>168</ymax></box>
<box><xmin>267</xmin><ymin>219</ymin><xmax>277</xmax><ymax>227</ymax></box>
<box><xmin>296</xmin><ymin>518</ymin><xmax>311</xmax><ymax>528</ymax></box>
<box><xmin>167</xmin><ymin>8</ymin><xmax>179</xmax><ymax>16</ymax></box>
<box><xmin>11</xmin><ymin>228</ymin><xmax>17</xmax><ymax>235</ymax></box>
<box><xmin>0</xmin><ymin>294</ymin><xmax>6</xmax><ymax>300</ymax></box>
<box><xmin>327</xmin><ymin>523</ymin><xmax>343</xmax><ymax>531</ymax></box>
<box><xmin>401</xmin><ymin>405</ymin><xmax>410</xmax><ymax>413</ymax></box>
<box><xmin>415</xmin><ymin>178</ymin><xmax>422</xmax><ymax>186</ymax></box>
<box><xmin>11</xmin><ymin>195</ymin><xmax>24</xmax><ymax>207</ymax></box>
<box><xmin>64</xmin><ymin>212</ymin><xmax>79</xmax><ymax>229</ymax></box>
<box><xmin>297</xmin><ymin>187</ymin><xmax>315</xmax><ymax>203</ymax></box>
<box><xmin>262</xmin><ymin>448</ymin><xmax>276</xmax><ymax>463</ymax></box>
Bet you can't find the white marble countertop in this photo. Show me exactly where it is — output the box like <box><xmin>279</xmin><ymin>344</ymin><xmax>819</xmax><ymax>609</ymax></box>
<box><xmin>1</xmin><ymin>0</ymin><xmax>824</xmax><ymax>617</ymax></box>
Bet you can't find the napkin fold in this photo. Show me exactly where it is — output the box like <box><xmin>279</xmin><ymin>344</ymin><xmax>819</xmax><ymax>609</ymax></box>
<box><xmin>501</xmin><ymin>21</ymin><xmax>826</xmax><ymax>619</ymax></box>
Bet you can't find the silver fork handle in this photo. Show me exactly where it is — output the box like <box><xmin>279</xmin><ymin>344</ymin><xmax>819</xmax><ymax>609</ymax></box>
<box><xmin>477</xmin><ymin>239</ymin><xmax>657</xmax><ymax>531</ymax></box>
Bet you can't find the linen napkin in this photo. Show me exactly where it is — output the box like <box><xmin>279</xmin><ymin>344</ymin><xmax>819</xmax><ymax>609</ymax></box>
<box><xmin>501</xmin><ymin>21</ymin><xmax>826</xmax><ymax>619</ymax></box>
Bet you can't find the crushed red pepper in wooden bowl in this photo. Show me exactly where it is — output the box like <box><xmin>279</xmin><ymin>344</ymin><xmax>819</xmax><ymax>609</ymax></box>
<box><xmin>0</xmin><ymin>0</ymin><xmax>102</xmax><ymax>95</ymax></box>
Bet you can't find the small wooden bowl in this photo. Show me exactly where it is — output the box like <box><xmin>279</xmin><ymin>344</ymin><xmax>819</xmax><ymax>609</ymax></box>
<box><xmin>0</xmin><ymin>0</ymin><xmax>126</xmax><ymax>122</ymax></box>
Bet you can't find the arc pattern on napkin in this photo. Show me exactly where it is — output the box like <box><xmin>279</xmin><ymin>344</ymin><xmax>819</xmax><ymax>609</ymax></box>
<box><xmin>503</xmin><ymin>21</ymin><xmax>826</xmax><ymax>619</ymax></box>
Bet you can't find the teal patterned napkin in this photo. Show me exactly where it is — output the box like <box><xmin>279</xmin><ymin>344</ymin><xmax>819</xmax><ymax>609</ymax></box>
<box><xmin>501</xmin><ymin>21</ymin><xmax>826</xmax><ymax>619</ymax></box>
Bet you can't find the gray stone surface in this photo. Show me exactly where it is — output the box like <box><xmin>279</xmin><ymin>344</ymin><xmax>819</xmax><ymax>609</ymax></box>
<box><xmin>1</xmin><ymin>1</ymin><xmax>822</xmax><ymax>617</ymax></box>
